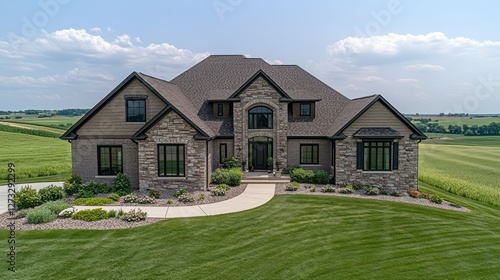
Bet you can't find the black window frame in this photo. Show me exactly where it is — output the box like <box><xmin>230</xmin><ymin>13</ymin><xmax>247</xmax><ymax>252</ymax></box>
<box><xmin>219</xmin><ymin>143</ymin><xmax>227</xmax><ymax>164</ymax></box>
<box><xmin>362</xmin><ymin>141</ymin><xmax>391</xmax><ymax>171</ymax></box>
<box><xmin>300</xmin><ymin>144</ymin><xmax>319</xmax><ymax>164</ymax></box>
<box><xmin>126</xmin><ymin>99</ymin><xmax>146</xmax><ymax>122</ymax></box>
<box><xmin>158</xmin><ymin>144</ymin><xmax>185</xmax><ymax>177</ymax></box>
<box><xmin>248</xmin><ymin>106</ymin><xmax>273</xmax><ymax>129</ymax></box>
<box><xmin>300</xmin><ymin>103</ymin><xmax>312</xmax><ymax>116</ymax></box>
<box><xmin>97</xmin><ymin>145</ymin><xmax>123</xmax><ymax>176</ymax></box>
<box><xmin>217</xmin><ymin>103</ymin><xmax>224</xmax><ymax>116</ymax></box>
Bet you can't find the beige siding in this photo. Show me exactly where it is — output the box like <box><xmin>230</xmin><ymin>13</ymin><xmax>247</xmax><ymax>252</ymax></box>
<box><xmin>287</xmin><ymin>138</ymin><xmax>331</xmax><ymax>172</ymax></box>
<box><xmin>343</xmin><ymin>101</ymin><xmax>413</xmax><ymax>136</ymax></box>
<box><xmin>78</xmin><ymin>79</ymin><xmax>166</xmax><ymax>136</ymax></box>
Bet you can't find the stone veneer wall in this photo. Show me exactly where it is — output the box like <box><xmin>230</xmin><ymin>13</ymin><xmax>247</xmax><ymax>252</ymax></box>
<box><xmin>138</xmin><ymin>111</ymin><xmax>207</xmax><ymax>191</ymax></box>
<box><xmin>71</xmin><ymin>138</ymin><xmax>139</xmax><ymax>188</ymax></box>
<box><xmin>335</xmin><ymin>137</ymin><xmax>419</xmax><ymax>191</ymax></box>
<box><xmin>233</xmin><ymin>76</ymin><xmax>288</xmax><ymax>169</ymax></box>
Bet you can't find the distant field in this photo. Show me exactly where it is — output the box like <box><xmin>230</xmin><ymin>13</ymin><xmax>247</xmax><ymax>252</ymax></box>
<box><xmin>3</xmin><ymin>116</ymin><xmax>81</xmax><ymax>130</ymax></box>
<box><xmin>424</xmin><ymin>133</ymin><xmax>500</xmax><ymax>146</ymax></box>
<box><xmin>419</xmin><ymin>140</ymin><xmax>500</xmax><ymax>207</ymax></box>
<box><xmin>0</xmin><ymin>131</ymin><xmax>71</xmax><ymax>184</ymax></box>
<box><xmin>412</xmin><ymin>116</ymin><xmax>499</xmax><ymax>127</ymax></box>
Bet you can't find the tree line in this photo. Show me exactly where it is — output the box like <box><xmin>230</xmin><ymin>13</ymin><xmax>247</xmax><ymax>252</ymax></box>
<box><xmin>0</xmin><ymin>109</ymin><xmax>89</xmax><ymax>117</ymax></box>
<box><xmin>415</xmin><ymin>120</ymin><xmax>500</xmax><ymax>136</ymax></box>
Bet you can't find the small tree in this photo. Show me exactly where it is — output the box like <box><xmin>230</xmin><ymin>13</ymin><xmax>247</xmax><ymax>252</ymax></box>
<box><xmin>112</xmin><ymin>173</ymin><xmax>132</xmax><ymax>196</ymax></box>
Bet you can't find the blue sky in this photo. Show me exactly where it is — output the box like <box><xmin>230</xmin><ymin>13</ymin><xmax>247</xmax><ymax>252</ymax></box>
<box><xmin>1</xmin><ymin>0</ymin><xmax>500</xmax><ymax>113</ymax></box>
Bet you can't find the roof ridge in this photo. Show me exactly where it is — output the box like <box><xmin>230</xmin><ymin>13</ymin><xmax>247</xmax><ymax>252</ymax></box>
<box><xmin>351</xmin><ymin>94</ymin><xmax>379</xmax><ymax>101</ymax></box>
<box><xmin>137</xmin><ymin>72</ymin><xmax>176</xmax><ymax>85</ymax></box>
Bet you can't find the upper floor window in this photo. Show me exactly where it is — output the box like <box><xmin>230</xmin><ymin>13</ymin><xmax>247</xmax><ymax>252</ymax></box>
<box><xmin>127</xmin><ymin>99</ymin><xmax>146</xmax><ymax>122</ymax></box>
<box><xmin>300</xmin><ymin>103</ymin><xmax>311</xmax><ymax>116</ymax></box>
<box><xmin>248</xmin><ymin>106</ymin><xmax>273</xmax><ymax>129</ymax></box>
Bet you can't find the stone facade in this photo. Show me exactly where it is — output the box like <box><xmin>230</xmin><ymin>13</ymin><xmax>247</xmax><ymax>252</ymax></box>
<box><xmin>71</xmin><ymin>137</ymin><xmax>139</xmax><ymax>188</ymax></box>
<box><xmin>233</xmin><ymin>76</ymin><xmax>288</xmax><ymax>169</ymax></box>
<box><xmin>138</xmin><ymin>110</ymin><xmax>208</xmax><ymax>191</ymax></box>
<box><xmin>335</xmin><ymin>136</ymin><xmax>419</xmax><ymax>191</ymax></box>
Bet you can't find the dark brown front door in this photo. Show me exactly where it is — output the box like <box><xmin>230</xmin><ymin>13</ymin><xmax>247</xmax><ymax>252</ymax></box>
<box><xmin>252</xmin><ymin>142</ymin><xmax>268</xmax><ymax>169</ymax></box>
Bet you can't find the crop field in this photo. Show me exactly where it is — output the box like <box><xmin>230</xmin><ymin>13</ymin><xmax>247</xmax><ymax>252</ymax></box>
<box><xmin>2</xmin><ymin>116</ymin><xmax>81</xmax><ymax>130</ymax></box>
<box><xmin>0</xmin><ymin>131</ymin><xmax>71</xmax><ymax>184</ymax></box>
<box><xmin>411</xmin><ymin>116</ymin><xmax>499</xmax><ymax>127</ymax></box>
<box><xmin>419</xmin><ymin>137</ymin><xmax>500</xmax><ymax>207</ymax></box>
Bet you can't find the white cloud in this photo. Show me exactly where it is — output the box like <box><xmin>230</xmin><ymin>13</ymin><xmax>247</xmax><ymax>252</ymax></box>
<box><xmin>264</xmin><ymin>59</ymin><xmax>284</xmax><ymax>65</ymax></box>
<box><xmin>326</xmin><ymin>32</ymin><xmax>500</xmax><ymax>57</ymax></box>
<box><xmin>363</xmin><ymin>75</ymin><xmax>386</xmax><ymax>82</ymax></box>
<box><xmin>397</xmin><ymin>78</ymin><xmax>421</xmax><ymax>88</ymax></box>
<box><xmin>90</xmin><ymin>27</ymin><xmax>102</xmax><ymax>34</ymax></box>
<box><xmin>404</xmin><ymin>64</ymin><xmax>445</xmax><ymax>71</ymax></box>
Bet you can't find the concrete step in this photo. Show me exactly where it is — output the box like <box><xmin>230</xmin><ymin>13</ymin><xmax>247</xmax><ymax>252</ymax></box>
<box><xmin>241</xmin><ymin>179</ymin><xmax>290</xmax><ymax>184</ymax></box>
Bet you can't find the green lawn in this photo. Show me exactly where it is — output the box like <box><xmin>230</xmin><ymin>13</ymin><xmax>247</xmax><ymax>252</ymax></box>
<box><xmin>1</xmin><ymin>188</ymin><xmax>499</xmax><ymax>279</ymax></box>
<box><xmin>0</xmin><ymin>131</ymin><xmax>71</xmax><ymax>184</ymax></box>
<box><xmin>2</xmin><ymin>116</ymin><xmax>81</xmax><ymax>130</ymax></box>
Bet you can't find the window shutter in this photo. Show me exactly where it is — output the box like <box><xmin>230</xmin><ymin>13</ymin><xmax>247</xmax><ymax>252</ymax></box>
<box><xmin>356</xmin><ymin>142</ymin><xmax>363</xmax><ymax>169</ymax></box>
<box><xmin>393</xmin><ymin>142</ymin><xmax>399</xmax><ymax>170</ymax></box>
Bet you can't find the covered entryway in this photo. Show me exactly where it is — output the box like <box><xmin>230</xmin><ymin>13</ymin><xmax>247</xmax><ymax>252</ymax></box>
<box><xmin>248</xmin><ymin>136</ymin><xmax>272</xmax><ymax>170</ymax></box>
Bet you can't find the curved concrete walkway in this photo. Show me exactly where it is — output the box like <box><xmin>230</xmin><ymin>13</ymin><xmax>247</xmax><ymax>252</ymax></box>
<box><xmin>1</xmin><ymin>182</ymin><xmax>276</xmax><ymax>218</ymax></box>
<box><xmin>74</xmin><ymin>183</ymin><xmax>276</xmax><ymax>218</ymax></box>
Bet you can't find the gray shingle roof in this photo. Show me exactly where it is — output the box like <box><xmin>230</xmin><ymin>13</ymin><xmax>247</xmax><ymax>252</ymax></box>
<box><xmin>171</xmin><ymin>55</ymin><xmax>354</xmax><ymax>137</ymax></box>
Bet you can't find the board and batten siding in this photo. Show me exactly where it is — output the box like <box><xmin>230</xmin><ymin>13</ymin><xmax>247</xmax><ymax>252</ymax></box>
<box><xmin>342</xmin><ymin>101</ymin><xmax>413</xmax><ymax>136</ymax></box>
<box><xmin>78</xmin><ymin>79</ymin><xmax>166</xmax><ymax>136</ymax></box>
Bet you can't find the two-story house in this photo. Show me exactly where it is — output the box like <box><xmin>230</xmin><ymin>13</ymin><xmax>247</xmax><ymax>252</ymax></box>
<box><xmin>62</xmin><ymin>55</ymin><xmax>426</xmax><ymax>192</ymax></box>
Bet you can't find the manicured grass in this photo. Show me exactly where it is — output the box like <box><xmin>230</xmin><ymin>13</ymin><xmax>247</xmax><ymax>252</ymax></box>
<box><xmin>419</xmin><ymin>143</ymin><xmax>500</xmax><ymax>207</ymax></box>
<box><xmin>0</xmin><ymin>131</ymin><xmax>71</xmax><ymax>183</ymax></box>
<box><xmin>1</xmin><ymin>190</ymin><xmax>499</xmax><ymax>279</ymax></box>
<box><xmin>423</xmin><ymin>133</ymin><xmax>500</xmax><ymax>146</ymax></box>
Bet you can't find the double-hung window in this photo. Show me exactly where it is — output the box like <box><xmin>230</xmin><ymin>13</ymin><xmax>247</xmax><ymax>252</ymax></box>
<box><xmin>127</xmin><ymin>99</ymin><xmax>146</xmax><ymax>122</ymax></box>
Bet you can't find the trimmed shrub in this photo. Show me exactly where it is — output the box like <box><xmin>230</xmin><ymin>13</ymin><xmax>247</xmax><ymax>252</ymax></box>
<box><xmin>14</xmin><ymin>186</ymin><xmax>41</xmax><ymax>209</ymax></box>
<box><xmin>178</xmin><ymin>193</ymin><xmax>195</xmax><ymax>203</ymax></box>
<box><xmin>26</xmin><ymin>208</ymin><xmax>56</xmax><ymax>224</ymax></box>
<box><xmin>352</xmin><ymin>183</ymin><xmax>364</xmax><ymax>191</ymax></box>
<box><xmin>81</xmin><ymin>181</ymin><xmax>111</xmax><ymax>195</ymax></box>
<box><xmin>149</xmin><ymin>189</ymin><xmax>160</xmax><ymax>199</ymax></box>
<box><xmin>72</xmin><ymin>208</ymin><xmax>109</xmax><ymax>222</ymax></box>
<box><xmin>15</xmin><ymin>208</ymin><xmax>31</xmax><ymax>219</ymax></box>
<box><xmin>121</xmin><ymin>208</ymin><xmax>147</xmax><ymax>222</ymax></box>
<box><xmin>286</xmin><ymin>182</ymin><xmax>300</xmax><ymax>191</ymax></box>
<box><xmin>339</xmin><ymin>186</ymin><xmax>354</xmax><ymax>194</ymax></box>
<box><xmin>211</xmin><ymin>188</ymin><xmax>226</xmax><ymax>196</ymax></box>
<box><xmin>166</xmin><ymin>199</ymin><xmax>173</xmax><ymax>204</ymax></box>
<box><xmin>122</xmin><ymin>194</ymin><xmax>138</xmax><ymax>203</ymax></box>
<box><xmin>112</xmin><ymin>173</ymin><xmax>132</xmax><ymax>196</ymax></box>
<box><xmin>313</xmin><ymin>170</ymin><xmax>329</xmax><ymax>184</ymax></box>
<box><xmin>197</xmin><ymin>194</ymin><xmax>205</xmax><ymax>201</ymax></box>
<box><xmin>290</xmin><ymin>168</ymin><xmax>314</xmax><ymax>183</ymax></box>
<box><xmin>311</xmin><ymin>186</ymin><xmax>316</xmax><ymax>192</ymax></box>
<box><xmin>390</xmin><ymin>191</ymin><xmax>401</xmax><ymax>197</ymax></box>
<box><xmin>109</xmin><ymin>193</ymin><xmax>120</xmax><ymax>201</ymax></box>
<box><xmin>58</xmin><ymin>208</ymin><xmax>75</xmax><ymax>218</ymax></box>
<box><xmin>173</xmin><ymin>189</ymin><xmax>187</xmax><ymax>198</ymax></box>
<box><xmin>365</xmin><ymin>187</ymin><xmax>380</xmax><ymax>195</ymax></box>
<box><xmin>39</xmin><ymin>185</ymin><xmax>64</xmax><ymax>203</ymax></box>
<box><xmin>211</xmin><ymin>168</ymin><xmax>242</xmax><ymax>186</ymax></box>
<box><xmin>137</xmin><ymin>196</ymin><xmax>156</xmax><ymax>204</ymax></box>
<box><xmin>407</xmin><ymin>189</ymin><xmax>420</xmax><ymax>198</ymax></box>
<box><xmin>73</xmin><ymin>197</ymin><xmax>115</xmax><ymax>206</ymax></box>
<box><xmin>223</xmin><ymin>156</ymin><xmax>240</xmax><ymax>169</ymax></box>
<box><xmin>40</xmin><ymin>200</ymin><xmax>72</xmax><ymax>214</ymax></box>
<box><xmin>430</xmin><ymin>195</ymin><xmax>443</xmax><ymax>204</ymax></box>
<box><xmin>321</xmin><ymin>185</ymin><xmax>336</xmax><ymax>193</ymax></box>
<box><xmin>64</xmin><ymin>173</ymin><xmax>83</xmax><ymax>195</ymax></box>
<box><xmin>74</xmin><ymin>189</ymin><xmax>95</xmax><ymax>199</ymax></box>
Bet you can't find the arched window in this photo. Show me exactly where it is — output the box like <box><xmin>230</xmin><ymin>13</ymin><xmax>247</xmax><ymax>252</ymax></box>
<box><xmin>248</xmin><ymin>106</ymin><xmax>273</xmax><ymax>129</ymax></box>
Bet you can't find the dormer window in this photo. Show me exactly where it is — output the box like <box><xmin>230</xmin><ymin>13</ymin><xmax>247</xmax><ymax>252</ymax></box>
<box><xmin>300</xmin><ymin>103</ymin><xmax>311</xmax><ymax>116</ymax></box>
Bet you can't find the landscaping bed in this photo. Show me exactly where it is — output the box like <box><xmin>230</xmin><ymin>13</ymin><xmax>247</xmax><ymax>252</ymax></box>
<box><xmin>275</xmin><ymin>182</ymin><xmax>470</xmax><ymax>212</ymax></box>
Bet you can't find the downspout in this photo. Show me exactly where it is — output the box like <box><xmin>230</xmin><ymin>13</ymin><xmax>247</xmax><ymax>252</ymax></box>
<box><xmin>206</xmin><ymin>140</ymin><xmax>209</xmax><ymax>191</ymax></box>
<box><xmin>416</xmin><ymin>139</ymin><xmax>422</xmax><ymax>191</ymax></box>
<box><xmin>332</xmin><ymin>139</ymin><xmax>336</xmax><ymax>185</ymax></box>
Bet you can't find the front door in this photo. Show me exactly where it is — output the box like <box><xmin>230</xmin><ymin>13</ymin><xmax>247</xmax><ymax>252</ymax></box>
<box><xmin>252</xmin><ymin>142</ymin><xmax>268</xmax><ymax>169</ymax></box>
<box><xmin>248</xmin><ymin>136</ymin><xmax>272</xmax><ymax>170</ymax></box>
